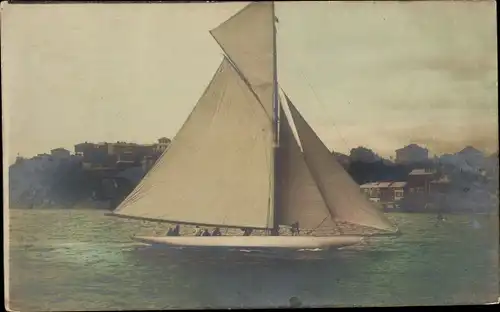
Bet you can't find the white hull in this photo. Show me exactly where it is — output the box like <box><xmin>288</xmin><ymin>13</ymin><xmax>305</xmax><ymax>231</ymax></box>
<box><xmin>133</xmin><ymin>235</ymin><xmax>364</xmax><ymax>250</ymax></box>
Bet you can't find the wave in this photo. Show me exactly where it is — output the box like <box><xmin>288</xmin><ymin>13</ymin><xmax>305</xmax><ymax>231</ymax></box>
<box><xmin>10</xmin><ymin>241</ymin><xmax>143</xmax><ymax>251</ymax></box>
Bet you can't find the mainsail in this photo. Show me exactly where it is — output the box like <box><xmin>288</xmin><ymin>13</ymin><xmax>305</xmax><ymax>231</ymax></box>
<box><xmin>114</xmin><ymin>58</ymin><xmax>275</xmax><ymax>229</ymax></box>
<box><xmin>112</xmin><ymin>1</ymin><xmax>398</xmax><ymax>235</ymax></box>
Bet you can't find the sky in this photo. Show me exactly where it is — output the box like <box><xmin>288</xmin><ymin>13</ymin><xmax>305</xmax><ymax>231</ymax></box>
<box><xmin>1</xmin><ymin>1</ymin><xmax>498</xmax><ymax>164</ymax></box>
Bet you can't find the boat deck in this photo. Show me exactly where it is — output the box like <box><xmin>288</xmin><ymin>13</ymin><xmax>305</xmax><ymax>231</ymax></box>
<box><xmin>132</xmin><ymin>220</ymin><xmax>385</xmax><ymax>238</ymax></box>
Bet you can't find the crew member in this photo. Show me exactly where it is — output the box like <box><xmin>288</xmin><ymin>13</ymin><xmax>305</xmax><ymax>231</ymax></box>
<box><xmin>193</xmin><ymin>226</ymin><xmax>202</xmax><ymax>236</ymax></box>
<box><xmin>291</xmin><ymin>221</ymin><xmax>300</xmax><ymax>236</ymax></box>
<box><xmin>211</xmin><ymin>227</ymin><xmax>222</xmax><ymax>236</ymax></box>
<box><xmin>172</xmin><ymin>224</ymin><xmax>180</xmax><ymax>236</ymax></box>
<box><xmin>166</xmin><ymin>227</ymin><xmax>175</xmax><ymax>236</ymax></box>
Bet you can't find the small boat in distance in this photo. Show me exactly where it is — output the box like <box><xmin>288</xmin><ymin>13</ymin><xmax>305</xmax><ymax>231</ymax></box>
<box><xmin>107</xmin><ymin>1</ymin><xmax>400</xmax><ymax>251</ymax></box>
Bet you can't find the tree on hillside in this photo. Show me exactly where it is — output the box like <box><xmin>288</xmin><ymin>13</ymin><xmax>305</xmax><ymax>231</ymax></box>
<box><xmin>347</xmin><ymin>160</ymin><xmax>411</xmax><ymax>184</ymax></box>
<box><xmin>349</xmin><ymin>146</ymin><xmax>381</xmax><ymax>163</ymax></box>
<box><xmin>332</xmin><ymin>151</ymin><xmax>350</xmax><ymax>169</ymax></box>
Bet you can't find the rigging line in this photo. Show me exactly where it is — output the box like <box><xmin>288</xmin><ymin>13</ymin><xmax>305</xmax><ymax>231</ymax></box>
<box><xmin>293</xmin><ymin>66</ymin><xmax>351</xmax><ymax>155</ymax></box>
<box><xmin>312</xmin><ymin>216</ymin><xmax>329</xmax><ymax>232</ymax></box>
<box><xmin>278</xmin><ymin>34</ymin><xmax>388</xmax><ymax>159</ymax></box>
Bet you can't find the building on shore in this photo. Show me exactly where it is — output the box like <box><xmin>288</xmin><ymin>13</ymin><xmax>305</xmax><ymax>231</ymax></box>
<box><xmin>74</xmin><ymin>142</ymin><xmax>95</xmax><ymax>157</ymax></box>
<box><xmin>407</xmin><ymin>168</ymin><xmax>435</xmax><ymax>194</ymax></box>
<box><xmin>74</xmin><ymin>138</ymin><xmax>170</xmax><ymax>171</ymax></box>
<box><xmin>401</xmin><ymin>168</ymin><xmax>434</xmax><ymax>211</ymax></box>
<box><xmin>359</xmin><ymin>167</ymin><xmax>458</xmax><ymax>212</ymax></box>
<box><xmin>156</xmin><ymin>137</ymin><xmax>171</xmax><ymax>154</ymax></box>
<box><xmin>71</xmin><ymin>138</ymin><xmax>171</xmax><ymax>207</ymax></box>
<box><xmin>360</xmin><ymin>181</ymin><xmax>407</xmax><ymax>210</ymax></box>
<box><xmin>51</xmin><ymin>148</ymin><xmax>71</xmax><ymax>160</ymax></box>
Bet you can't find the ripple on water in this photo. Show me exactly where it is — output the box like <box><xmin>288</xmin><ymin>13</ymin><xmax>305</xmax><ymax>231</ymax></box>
<box><xmin>7</xmin><ymin>209</ymin><xmax>499</xmax><ymax>310</ymax></box>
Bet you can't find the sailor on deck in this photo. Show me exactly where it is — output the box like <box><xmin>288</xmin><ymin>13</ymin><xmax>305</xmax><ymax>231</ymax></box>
<box><xmin>166</xmin><ymin>227</ymin><xmax>175</xmax><ymax>236</ymax></box>
<box><xmin>241</xmin><ymin>228</ymin><xmax>253</xmax><ymax>236</ymax></box>
<box><xmin>211</xmin><ymin>227</ymin><xmax>222</xmax><ymax>236</ymax></box>
<box><xmin>166</xmin><ymin>224</ymin><xmax>180</xmax><ymax>236</ymax></box>
<box><xmin>172</xmin><ymin>224</ymin><xmax>180</xmax><ymax>236</ymax></box>
<box><xmin>193</xmin><ymin>226</ymin><xmax>202</xmax><ymax>236</ymax></box>
<box><xmin>201</xmin><ymin>229</ymin><xmax>211</xmax><ymax>236</ymax></box>
<box><xmin>291</xmin><ymin>222</ymin><xmax>300</xmax><ymax>236</ymax></box>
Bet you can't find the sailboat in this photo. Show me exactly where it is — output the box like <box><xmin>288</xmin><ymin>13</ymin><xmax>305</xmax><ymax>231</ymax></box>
<box><xmin>107</xmin><ymin>1</ymin><xmax>400</xmax><ymax>250</ymax></box>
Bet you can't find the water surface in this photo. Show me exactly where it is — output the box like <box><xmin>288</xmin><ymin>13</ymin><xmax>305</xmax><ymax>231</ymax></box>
<box><xmin>8</xmin><ymin>209</ymin><xmax>499</xmax><ymax>310</ymax></box>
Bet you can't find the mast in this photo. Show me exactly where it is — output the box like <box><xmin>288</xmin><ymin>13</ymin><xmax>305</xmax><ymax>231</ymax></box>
<box><xmin>271</xmin><ymin>1</ymin><xmax>280</xmax><ymax>232</ymax></box>
<box><xmin>272</xmin><ymin>1</ymin><xmax>279</xmax><ymax>146</ymax></box>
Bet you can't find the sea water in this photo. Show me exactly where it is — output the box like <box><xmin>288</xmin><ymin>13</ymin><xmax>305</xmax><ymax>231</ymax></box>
<box><xmin>7</xmin><ymin>209</ymin><xmax>499</xmax><ymax>310</ymax></box>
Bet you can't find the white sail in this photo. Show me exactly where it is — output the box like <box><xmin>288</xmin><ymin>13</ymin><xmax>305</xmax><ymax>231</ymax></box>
<box><xmin>276</xmin><ymin>106</ymin><xmax>337</xmax><ymax>231</ymax></box>
<box><xmin>210</xmin><ymin>2</ymin><xmax>275</xmax><ymax>117</ymax></box>
<box><xmin>284</xmin><ymin>94</ymin><xmax>398</xmax><ymax>232</ymax></box>
<box><xmin>111</xmin><ymin>1</ymin><xmax>399</xmax><ymax>239</ymax></box>
<box><xmin>113</xmin><ymin>58</ymin><xmax>275</xmax><ymax>229</ymax></box>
